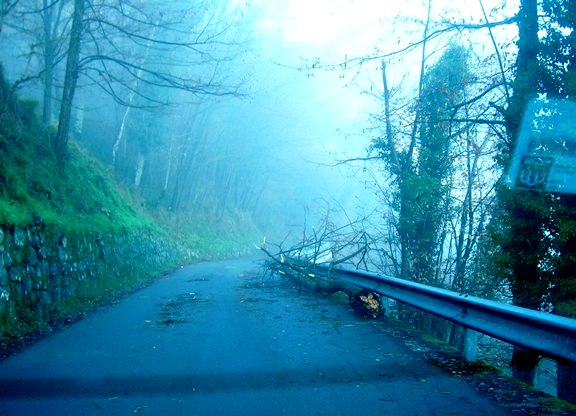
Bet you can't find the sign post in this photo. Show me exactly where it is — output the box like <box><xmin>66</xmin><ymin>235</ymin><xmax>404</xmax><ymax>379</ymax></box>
<box><xmin>507</xmin><ymin>99</ymin><xmax>576</xmax><ymax>194</ymax></box>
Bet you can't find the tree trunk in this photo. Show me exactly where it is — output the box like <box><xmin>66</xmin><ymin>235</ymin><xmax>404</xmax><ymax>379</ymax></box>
<box><xmin>553</xmin><ymin>195</ymin><xmax>576</xmax><ymax>403</ymax></box>
<box><xmin>54</xmin><ymin>0</ymin><xmax>85</xmax><ymax>159</ymax></box>
<box><xmin>134</xmin><ymin>153</ymin><xmax>146</xmax><ymax>188</ymax></box>
<box><xmin>111</xmin><ymin>18</ymin><xmax>159</xmax><ymax>166</ymax></box>
<box><xmin>502</xmin><ymin>0</ymin><xmax>541</xmax><ymax>385</ymax></box>
<box><xmin>163</xmin><ymin>135</ymin><xmax>174</xmax><ymax>193</ymax></box>
<box><xmin>507</xmin><ymin>194</ymin><xmax>546</xmax><ymax>384</ymax></box>
<box><xmin>453</xmin><ymin>137</ymin><xmax>474</xmax><ymax>292</ymax></box>
<box><xmin>42</xmin><ymin>0</ymin><xmax>55</xmax><ymax>125</ymax></box>
<box><xmin>112</xmin><ymin>105</ymin><xmax>132</xmax><ymax>165</ymax></box>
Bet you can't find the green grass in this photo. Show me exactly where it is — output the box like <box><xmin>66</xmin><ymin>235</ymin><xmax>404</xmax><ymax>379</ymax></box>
<box><xmin>0</xmin><ymin>127</ymin><xmax>150</xmax><ymax>233</ymax></box>
<box><xmin>0</xmin><ymin>71</ymin><xmax>150</xmax><ymax>233</ymax></box>
<box><xmin>0</xmin><ymin>66</ymin><xmax>264</xmax><ymax>350</ymax></box>
<box><xmin>0</xmin><ymin>91</ymin><xmax>259</xmax><ymax>259</ymax></box>
<box><xmin>0</xmin><ymin>92</ymin><xmax>256</xmax><ymax>251</ymax></box>
<box><xmin>153</xmin><ymin>206</ymin><xmax>261</xmax><ymax>259</ymax></box>
<box><xmin>0</xmin><ymin>61</ymin><xmax>261</xmax><ymax>252</ymax></box>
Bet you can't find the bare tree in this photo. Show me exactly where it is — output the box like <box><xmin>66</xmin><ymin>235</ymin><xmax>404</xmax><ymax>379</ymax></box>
<box><xmin>55</xmin><ymin>0</ymin><xmax>83</xmax><ymax>158</ymax></box>
<box><xmin>40</xmin><ymin>0</ymin><xmax>70</xmax><ymax>124</ymax></box>
<box><xmin>0</xmin><ymin>0</ymin><xmax>19</xmax><ymax>32</ymax></box>
<box><xmin>0</xmin><ymin>0</ymin><xmax>70</xmax><ymax>119</ymax></box>
<box><xmin>264</xmin><ymin>0</ymin><xmax>516</xmax><ymax>341</ymax></box>
<box><xmin>3</xmin><ymin>0</ymin><xmax>248</xmax><ymax>159</ymax></box>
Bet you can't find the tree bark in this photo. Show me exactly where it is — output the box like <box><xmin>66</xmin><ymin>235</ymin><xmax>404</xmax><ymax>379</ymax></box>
<box><xmin>503</xmin><ymin>0</ymin><xmax>542</xmax><ymax>385</ymax></box>
<box><xmin>55</xmin><ymin>0</ymin><xmax>85</xmax><ymax>159</ymax></box>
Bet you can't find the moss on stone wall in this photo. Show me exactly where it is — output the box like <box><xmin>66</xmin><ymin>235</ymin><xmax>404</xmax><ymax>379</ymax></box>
<box><xmin>0</xmin><ymin>218</ymin><xmax>192</xmax><ymax>346</ymax></box>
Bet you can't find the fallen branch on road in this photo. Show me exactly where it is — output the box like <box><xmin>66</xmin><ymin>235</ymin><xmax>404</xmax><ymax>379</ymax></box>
<box><xmin>257</xmin><ymin>219</ymin><xmax>385</xmax><ymax>319</ymax></box>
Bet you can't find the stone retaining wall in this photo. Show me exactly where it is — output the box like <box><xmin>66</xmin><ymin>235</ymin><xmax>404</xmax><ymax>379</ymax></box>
<box><xmin>0</xmin><ymin>217</ymin><xmax>192</xmax><ymax>337</ymax></box>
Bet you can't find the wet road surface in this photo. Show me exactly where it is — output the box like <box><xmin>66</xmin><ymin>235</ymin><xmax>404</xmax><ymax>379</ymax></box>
<box><xmin>0</xmin><ymin>258</ymin><xmax>512</xmax><ymax>415</ymax></box>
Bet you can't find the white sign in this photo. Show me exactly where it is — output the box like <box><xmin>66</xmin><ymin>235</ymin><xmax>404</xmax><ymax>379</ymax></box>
<box><xmin>507</xmin><ymin>99</ymin><xmax>576</xmax><ymax>194</ymax></box>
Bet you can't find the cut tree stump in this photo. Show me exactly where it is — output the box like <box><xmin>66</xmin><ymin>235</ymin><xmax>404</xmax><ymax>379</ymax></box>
<box><xmin>350</xmin><ymin>289</ymin><xmax>385</xmax><ymax>319</ymax></box>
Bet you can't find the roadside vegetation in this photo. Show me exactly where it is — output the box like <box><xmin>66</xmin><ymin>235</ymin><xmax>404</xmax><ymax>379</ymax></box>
<box><xmin>0</xmin><ymin>65</ymin><xmax>258</xmax><ymax>251</ymax></box>
<box><xmin>0</xmin><ymin>67</ymin><xmax>147</xmax><ymax>232</ymax></box>
<box><xmin>0</xmin><ymin>66</ymin><xmax>259</xmax><ymax>350</ymax></box>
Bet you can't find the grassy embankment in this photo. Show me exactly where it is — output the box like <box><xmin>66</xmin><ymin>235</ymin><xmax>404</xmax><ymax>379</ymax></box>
<box><xmin>0</xmin><ymin>71</ymin><xmax>260</xmax><ymax>342</ymax></box>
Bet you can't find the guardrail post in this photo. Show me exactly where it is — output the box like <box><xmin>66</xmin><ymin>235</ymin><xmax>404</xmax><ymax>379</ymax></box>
<box><xmin>463</xmin><ymin>328</ymin><xmax>479</xmax><ymax>362</ymax></box>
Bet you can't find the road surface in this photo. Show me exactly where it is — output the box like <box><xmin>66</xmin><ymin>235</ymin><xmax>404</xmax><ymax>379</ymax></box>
<box><xmin>0</xmin><ymin>258</ymin><xmax>513</xmax><ymax>415</ymax></box>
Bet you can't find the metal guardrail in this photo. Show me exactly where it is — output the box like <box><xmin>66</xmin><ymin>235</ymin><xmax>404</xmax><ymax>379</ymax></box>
<box><xmin>285</xmin><ymin>259</ymin><xmax>576</xmax><ymax>364</ymax></box>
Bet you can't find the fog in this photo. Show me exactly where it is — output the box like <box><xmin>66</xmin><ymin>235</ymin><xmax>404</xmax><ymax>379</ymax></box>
<box><xmin>0</xmin><ymin>0</ymin><xmax>517</xmax><ymax>242</ymax></box>
<box><xmin>197</xmin><ymin>0</ymin><xmax>517</xmax><ymax>239</ymax></box>
<box><xmin>5</xmin><ymin>1</ymin><xmax>576</xmax><ymax>405</ymax></box>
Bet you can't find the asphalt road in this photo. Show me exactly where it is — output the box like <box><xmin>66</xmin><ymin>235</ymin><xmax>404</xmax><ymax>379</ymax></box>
<box><xmin>0</xmin><ymin>257</ymin><xmax>513</xmax><ymax>416</ymax></box>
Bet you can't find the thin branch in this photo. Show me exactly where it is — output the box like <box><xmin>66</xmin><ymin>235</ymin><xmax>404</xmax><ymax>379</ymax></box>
<box><xmin>298</xmin><ymin>16</ymin><xmax>517</xmax><ymax>73</ymax></box>
<box><xmin>478</xmin><ymin>0</ymin><xmax>511</xmax><ymax>102</ymax></box>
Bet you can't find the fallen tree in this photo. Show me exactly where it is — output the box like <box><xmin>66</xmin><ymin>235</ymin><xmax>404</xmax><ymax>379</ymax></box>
<box><xmin>258</xmin><ymin>219</ymin><xmax>385</xmax><ymax>319</ymax></box>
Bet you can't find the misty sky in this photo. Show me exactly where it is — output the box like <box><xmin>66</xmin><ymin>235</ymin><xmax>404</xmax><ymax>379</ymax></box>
<box><xmin>217</xmin><ymin>0</ymin><xmax>519</xmax><ymax>228</ymax></box>
<box><xmin>0</xmin><ymin>0</ymin><xmax>519</xmax><ymax>233</ymax></box>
